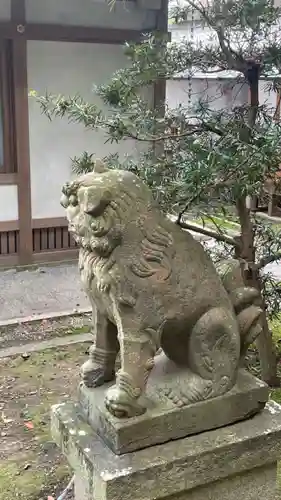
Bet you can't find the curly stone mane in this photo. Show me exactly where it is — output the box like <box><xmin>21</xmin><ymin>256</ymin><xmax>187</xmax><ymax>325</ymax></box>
<box><xmin>61</xmin><ymin>161</ymin><xmax>175</xmax><ymax>291</ymax></box>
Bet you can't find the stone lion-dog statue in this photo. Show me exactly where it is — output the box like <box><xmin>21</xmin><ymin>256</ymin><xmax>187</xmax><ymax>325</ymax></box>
<box><xmin>61</xmin><ymin>160</ymin><xmax>262</xmax><ymax>418</ymax></box>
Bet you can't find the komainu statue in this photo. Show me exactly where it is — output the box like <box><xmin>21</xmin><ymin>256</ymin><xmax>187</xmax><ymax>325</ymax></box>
<box><xmin>61</xmin><ymin>160</ymin><xmax>262</xmax><ymax>418</ymax></box>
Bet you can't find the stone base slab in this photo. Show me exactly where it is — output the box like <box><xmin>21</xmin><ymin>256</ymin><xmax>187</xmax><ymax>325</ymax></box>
<box><xmin>170</xmin><ymin>464</ymin><xmax>278</xmax><ymax>500</ymax></box>
<box><xmin>51</xmin><ymin>400</ymin><xmax>281</xmax><ymax>500</ymax></box>
<box><xmin>78</xmin><ymin>353</ymin><xmax>269</xmax><ymax>454</ymax></box>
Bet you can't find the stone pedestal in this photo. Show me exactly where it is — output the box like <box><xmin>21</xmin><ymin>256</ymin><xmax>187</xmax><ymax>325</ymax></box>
<box><xmin>78</xmin><ymin>355</ymin><xmax>269</xmax><ymax>454</ymax></box>
<box><xmin>52</xmin><ymin>399</ymin><xmax>281</xmax><ymax>500</ymax></box>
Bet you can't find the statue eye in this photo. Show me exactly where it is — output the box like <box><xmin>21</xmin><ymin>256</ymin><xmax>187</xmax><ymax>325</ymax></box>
<box><xmin>84</xmin><ymin>198</ymin><xmax>109</xmax><ymax>217</ymax></box>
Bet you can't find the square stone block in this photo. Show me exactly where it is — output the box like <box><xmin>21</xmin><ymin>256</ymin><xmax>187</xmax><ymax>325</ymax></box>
<box><xmin>168</xmin><ymin>464</ymin><xmax>278</xmax><ymax>500</ymax></box>
<box><xmin>78</xmin><ymin>353</ymin><xmax>269</xmax><ymax>454</ymax></box>
<box><xmin>51</xmin><ymin>400</ymin><xmax>281</xmax><ymax>500</ymax></box>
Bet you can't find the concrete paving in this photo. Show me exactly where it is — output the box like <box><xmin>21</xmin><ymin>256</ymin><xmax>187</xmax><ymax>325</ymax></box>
<box><xmin>0</xmin><ymin>263</ymin><xmax>90</xmax><ymax>322</ymax></box>
<box><xmin>0</xmin><ymin>251</ymin><xmax>280</xmax><ymax>324</ymax></box>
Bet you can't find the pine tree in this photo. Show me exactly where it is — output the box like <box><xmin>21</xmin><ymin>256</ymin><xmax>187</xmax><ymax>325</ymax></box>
<box><xmin>36</xmin><ymin>0</ymin><xmax>281</xmax><ymax>385</ymax></box>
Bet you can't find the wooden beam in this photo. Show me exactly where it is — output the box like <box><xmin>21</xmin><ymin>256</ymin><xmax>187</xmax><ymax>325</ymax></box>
<box><xmin>32</xmin><ymin>217</ymin><xmax>68</xmax><ymax>229</ymax></box>
<box><xmin>13</xmin><ymin>37</ymin><xmax>33</xmax><ymax>265</ymax></box>
<box><xmin>0</xmin><ymin>220</ymin><xmax>19</xmax><ymax>231</ymax></box>
<box><xmin>24</xmin><ymin>24</ymin><xmax>145</xmax><ymax>44</ymax></box>
<box><xmin>0</xmin><ymin>173</ymin><xmax>18</xmax><ymax>185</ymax></box>
<box><xmin>0</xmin><ymin>23</ymin><xmax>14</xmax><ymax>38</ymax></box>
<box><xmin>0</xmin><ymin>21</ymin><xmax>145</xmax><ymax>44</ymax></box>
<box><xmin>0</xmin><ymin>217</ymin><xmax>69</xmax><ymax>232</ymax></box>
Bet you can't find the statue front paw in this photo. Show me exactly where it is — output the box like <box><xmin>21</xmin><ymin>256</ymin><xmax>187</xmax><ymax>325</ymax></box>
<box><xmin>81</xmin><ymin>359</ymin><xmax>115</xmax><ymax>388</ymax></box>
<box><xmin>105</xmin><ymin>385</ymin><xmax>145</xmax><ymax>418</ymax></box>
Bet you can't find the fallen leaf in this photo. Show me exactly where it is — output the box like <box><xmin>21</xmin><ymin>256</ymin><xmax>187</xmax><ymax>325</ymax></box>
<box><xmin>24</xmin><ymin>421</ymin><xmax>34</xmax><ymax>430</ymax></box>
<box><xmin>1</xmin><ymin>411</ymin><xmax>13</xmax><ymax>424</ymax></box>
<box><xmin>21</xmin><ymin>353</ymin><xmax>30</xmax><ymax>360</ymax></box>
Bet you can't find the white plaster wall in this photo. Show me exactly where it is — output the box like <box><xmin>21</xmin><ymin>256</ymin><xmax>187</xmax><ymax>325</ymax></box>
<box><xmin>0</xmin><ymin>0</ymin><xmax>10</xmax><ymax>20</ymax></box>
<box><xmin>27</xmin><ymin>41</ymin><xmax>153</xmax><ymax>219</ymax></box>
<box><xmin>26</xmin><ymin>0</ymin><xmax>156</xmax><ymax>30</ymax></box>
<box><xmin>0</xmin><ymin>186</ymin><xmax>18</xmax><ymax>221</ymax></box>
<box><xmin>167</xmin><ymin>79</ymin><xmax>278</xmax><ymax>116</ymax></box>
<box><xmin>167</xmin><ymin>78</ymin><xmax>248</xmax><ymax>112</ymax></box>
<box><xmin>260</xmin><ymin>81</ymin><xmax>277</xmax><ymax>116</ymax></box>
<box><xmin>167</xmin><ymin>78</ymin><xmax>280</xmax><ymax>128</ymax></box>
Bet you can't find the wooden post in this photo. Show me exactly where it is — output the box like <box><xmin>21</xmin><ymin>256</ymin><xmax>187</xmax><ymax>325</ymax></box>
<box><xmin>11</xmin><ymin>0</ymin><xmax>33</xmax><ymax>265</ymax></box>
<box><xmin>153</xmin><ymin>0</ymin><xmax>168</xmax><ymax>158</ymax></box>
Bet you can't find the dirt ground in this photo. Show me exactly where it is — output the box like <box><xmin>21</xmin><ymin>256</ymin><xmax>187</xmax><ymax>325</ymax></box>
<box><xmin>1</xmin><ymin>318</ymin><xmax>281</xmax><ymax>499</ymax></box>
<box><xmin>0</xmin><ymin>341</ymin><xmax>92</xmax><ymax>500</ymax></box>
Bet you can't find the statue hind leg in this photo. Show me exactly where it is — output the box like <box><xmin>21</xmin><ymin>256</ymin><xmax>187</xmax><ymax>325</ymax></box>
<box><xmin>180</xmin><ymin>307</ymin><xmax>241</xmax><ymax>404</ymax></box>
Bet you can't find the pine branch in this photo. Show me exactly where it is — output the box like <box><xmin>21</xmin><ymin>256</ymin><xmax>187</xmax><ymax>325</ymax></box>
<box><xmin>177</xmin><ymin>219</ymin><xmax>238</xmax><ymax>246</ymax></box>
<box><xmin>126</xmin><ymin>126</ymin><xmax>204</xmax><ymax>142</ymax></box>
<box><xmin>185</xmin><ymin>0</ymin><xmax>245</xmax><ymax>72</ymax></box>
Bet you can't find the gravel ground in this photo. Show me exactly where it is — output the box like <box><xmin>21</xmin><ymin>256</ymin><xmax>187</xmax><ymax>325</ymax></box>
<box><xmin>0</xmin><ymin>314</ymin><xmax>92</xmax><ymax>350</ymax></box>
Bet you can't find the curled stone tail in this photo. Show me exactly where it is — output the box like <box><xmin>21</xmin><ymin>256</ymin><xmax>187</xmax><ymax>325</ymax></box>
<box><xmin>237</xmin><ymin>305</ymin><xmax>263</xmax><ymax>359</ymax></box>
<box><xmin>229</xmin><ymin>286</ymin><xmax>260</xmax><ymax>314</ymax></box>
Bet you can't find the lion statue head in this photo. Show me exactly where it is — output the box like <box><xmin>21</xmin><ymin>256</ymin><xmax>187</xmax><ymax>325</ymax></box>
<box><xmin>61</xmin><ymin>160</ymin><xmax>175</xmax><ymax>287</ymax></box>
<box><xmin>61</xmin><ymin>160</ymin><xmax>156</xmax><ymax>258</ymax></box>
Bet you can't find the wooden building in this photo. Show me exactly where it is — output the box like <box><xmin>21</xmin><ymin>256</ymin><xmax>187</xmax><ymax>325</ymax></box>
<box><xmin>0</xmin><ymin>0</ymin><xmax>167</xmax><ymax>268</ymax></box>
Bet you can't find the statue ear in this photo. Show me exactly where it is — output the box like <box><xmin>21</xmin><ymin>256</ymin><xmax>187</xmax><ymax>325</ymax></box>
<box><xmin>93</xmin><ymin>159</ymin><xmax>108</xmax><ymax>174</ymax></box>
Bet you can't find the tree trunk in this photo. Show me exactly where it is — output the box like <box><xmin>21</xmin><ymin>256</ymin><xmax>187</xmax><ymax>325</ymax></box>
<box><xmin>236</xmin><ymin>196</ymin><xmax>278</xmax><ymax>385</ymax></box>
<box><xmin>233</xmin><ymin>66</ymin><xmax>279</xmax><ymax>385</ymax></box>
<box><xmin>256</xmin><ymin>308</ymin><xmax>279</xmax><ymax>386</ymax></box>
<box><xmin>246</xmin><ymin>267</ymin><xmax>278</xmax><ymax>385</ymax></box>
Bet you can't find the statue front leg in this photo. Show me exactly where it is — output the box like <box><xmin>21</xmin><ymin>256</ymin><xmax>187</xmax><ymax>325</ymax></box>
<box><xmin>105</xmin><ymin>318</ymin><xmax>156</xmax><ymax>418</ymax></box>
<box><xmin>81</xmin><ymin>301</ymin><xmax>119</xmax><ymax>388</ymax></box>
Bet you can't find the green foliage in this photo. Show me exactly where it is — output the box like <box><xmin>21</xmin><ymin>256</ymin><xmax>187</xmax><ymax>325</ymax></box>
<box><xmin>206</xmin><ymin>218</ymin><xmax>281</xmax><ymax>319</ymax></box>
<box><xmin>71</xmin><ymin>151</ymin><xmax>95</xmax><ymax>175</ymax></box>
<box><xmin>36</xmin><ymin>0</ymin><xmax>281</xmax><ymax>325</ymax></box>
<box><xmin>36</xmin><ymin>1</ymin><xmax>281</xmax><ymax>216</ymax></box>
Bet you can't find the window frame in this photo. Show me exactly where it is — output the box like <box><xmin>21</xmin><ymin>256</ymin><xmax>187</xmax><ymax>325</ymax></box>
<box><xmin>0</xmin><ymin>39</ymin><xmax>16</xmax><ymax>178</ymax></box>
